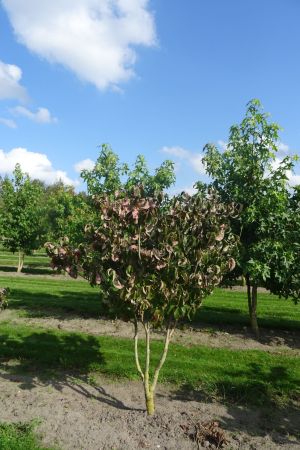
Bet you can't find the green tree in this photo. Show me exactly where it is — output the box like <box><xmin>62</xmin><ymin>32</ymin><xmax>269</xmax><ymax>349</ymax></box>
<box><xmin>44</xmin><ymin>182</ymin><xmax>94</xmax><ymax>245</ymax></box>
<box><xmin>81</xmin><ymin>144</ymin><xmax>176</xmax><ymax>197</ymax></box>
<box><xmin>263</xmin><ymin>185</ymin><xmax>300</xmax><ymax>303</ymax></box>
<box><xmin>202</xmin><ymin>99</ymin><xmax>297</xmax><ymax>336</ymax></box>
<box><xmin>46</xmin><ymin>187</ymin><xmax>237</xmax><ymax>414</ymax></box>
<box><xmin>0</xmin><ymin>164</ymin><xmax>45</xmax><ymax>272</ymax></box>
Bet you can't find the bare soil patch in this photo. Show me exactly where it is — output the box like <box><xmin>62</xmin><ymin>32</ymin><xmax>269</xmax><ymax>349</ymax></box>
<box><xmin>0</xmin><ymin>371</ymin><xmax>298</xmax><ymax>450</ymax></box>
<box><xmin>2</xmin><ymin>309</ymin><xmax>299</xmax><ymax>355</ymax></box>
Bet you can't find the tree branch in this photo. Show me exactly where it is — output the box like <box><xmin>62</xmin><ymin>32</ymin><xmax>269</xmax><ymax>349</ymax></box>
<box><xmin>134</xmin><ymin>318</ymin><xmax>144</xmax><ymax>382</ymax></box>
<box><xmin>152</xmin><ymin>325</ymin><xmax>174</xmax><ymax>392</ymax></box>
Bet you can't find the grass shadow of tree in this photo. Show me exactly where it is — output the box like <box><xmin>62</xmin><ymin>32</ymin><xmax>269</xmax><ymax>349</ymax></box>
<box><xmin>0</xmin><ymin>265</ymin><xmax>54</xmax><ymax>275</ymax></box>
<box><xmin>0</xmin><ymin>327</ymin><xmax>142</xmax><ymax>411</ymax></box>
<box><xmin>171</xmin><ymin>362</ymin><xmax>299</xmax><ymax>444</ymax></box>
<box><xmin>7</xmin><ymin>288</ymin><xmax>103</xmax><ymax>319</ymax></box>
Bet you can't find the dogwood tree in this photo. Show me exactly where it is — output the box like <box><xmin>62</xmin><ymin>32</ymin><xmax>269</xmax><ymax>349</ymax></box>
<box><xmin>46</xmin><ymin>187</ymin><xmax>237</xmax><ymax>414</ymax></box>
<box><xmin>0</xmin><ymin>288</ymin><xmax>9</xmax><ymax>310</ymax></box>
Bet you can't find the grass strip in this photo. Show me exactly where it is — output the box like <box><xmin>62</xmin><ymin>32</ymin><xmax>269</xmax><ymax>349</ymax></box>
<box><xmin>0</xmin><ymin>275</ymin><xmax>299</xmax><ymax>330</ymax></box>
<box><xmin>0</xmin><ymin>322</ymin><xmax>298</xmax><ymax>407</ymax></box>
<box><xmin>0</xmin><ymin>422</ymin><xmax>57</xmax><ymax>450</ymax></box>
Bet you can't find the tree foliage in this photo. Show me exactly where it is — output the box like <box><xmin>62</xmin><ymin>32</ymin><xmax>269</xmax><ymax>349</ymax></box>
<box><xmin>0</xmin><ymin>164</ymin><xmax>45</xmax><ymax>272</ymax></box>
<box><xmin>46</xmin><ymin>186</ymin><xmax>238</xmax><ymax>414</ymax></box>
<box><xmin>202</xmin><ymin>99</ymin><xmax>298</xmax><ymax>335</ymax></box>
<box><xmin>0</xmin><ymin>287</ymin><xmax>9</xmax><ymax>310</ymax></box>
<box><xmin>81</xmin><ymin>144</ymin><xmax>176</xmax><ymax>197</ymax></box>
<box><xmin>44</xmin><ymin>182</ymin><xmax>94</xmax><ymax>246</ymax></box>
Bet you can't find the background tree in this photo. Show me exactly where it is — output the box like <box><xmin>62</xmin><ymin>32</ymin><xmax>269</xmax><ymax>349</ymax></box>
<box><xmin>0</xmin><ymin>164</ymin><xmax>45</xmax><ymax>272</ymax></box>
<box><xmin>263</xmin><ymin>185</ymin><xmax>300</xmax><ymax>303</ymax></box>
<box><xmin>44</xmin><ymin>182</ymin><xmax>94</xmax><ymax>246</ymax></box>
<box><xmin>202</xmin><ymin>99</ymin><xmax>297</xmax><ymax>336</ymax></box>
<box><xmin>81</xmin><ymin>144</ymin><xmax>176</xmax><ymax>197</ymax></box>
<box><xmin>46</xmin><ymin>187</ymin><xmax>238</xmax><ymax>415</ymax></box>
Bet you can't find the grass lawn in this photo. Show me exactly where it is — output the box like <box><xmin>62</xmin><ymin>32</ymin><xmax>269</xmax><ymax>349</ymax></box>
<box><xmin>0</xmin><ymin>275</ymin><xmax>299</xmax><ymax>331</ymax></box>
<box><xmin>0</xmin><ymin>322</ymin><xmax>298</xmax><ymax>407</ymax></box>
<box><xmin>0</xmin><ymin>250</ymin><xmax>52</xmax><ymax>275</ymax></box>
<box><xmin>198</xmin><ymin>289</ymin><xmax>300</xmax><ymax>330</ymax></box>
<box><xmin>0</xmin><ymin>421</ymin><xmax>57</xmax><ymax>450</ymax></box>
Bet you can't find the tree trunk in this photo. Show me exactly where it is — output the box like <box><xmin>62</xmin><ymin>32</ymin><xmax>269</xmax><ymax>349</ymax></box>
<box><xmin>145</xmin><ymin>387</ymin><xmax>155</xmax><ymax>415</ymax></box>
<box><xmin>133</xmin><ymin>319</ymin><xmax>173</xmax><ymax>415</ymax></box>
<box><xmin>246</xmin><ymin>275</ymin><xmax>259</xmax><ymax>337</ymax></box>
<box><xmin>17</xmin><ymin>250</ymin><xmax>24</xmax><ymax>273</ymax></box>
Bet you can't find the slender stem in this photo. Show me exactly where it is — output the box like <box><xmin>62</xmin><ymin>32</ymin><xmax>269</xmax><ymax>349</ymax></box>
<box><xmin>17</xmin><ymin>250</ymin><xmax>24</xmax><ymax>273</ymax></box>
<box><xmin>138</xmin><ymin>227</ymin><xmax>141</xmax><ymax>260</ymax></box>
<box><xmin>152</xmin><ymin>326</ymin><xmax>174</xmax><ymax>392</ymax></box>
<box><xmin>143</xmin><ymin>322</ymin><xmax>151</xmax><ymax>392</ymax></box>
<box><xmin>134</xmin><ymin>319</ymin><xmax>144</xmax><ymax>382</ymax></box>
<box><xmin>246</xmin><ymin>273</ymin><xmax>251</xmax><ymax>316</ymax></box>
<box><xmin>251</xmin><ymin>285</ymin><xmax>259</xmax><ymax>338</ymax></box>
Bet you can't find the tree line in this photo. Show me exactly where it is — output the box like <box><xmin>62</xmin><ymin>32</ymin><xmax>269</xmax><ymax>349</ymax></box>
<box><xmin>0</xmin><ymin>99</ymin><xmax>299</xmax><ymax>346</ymax></box>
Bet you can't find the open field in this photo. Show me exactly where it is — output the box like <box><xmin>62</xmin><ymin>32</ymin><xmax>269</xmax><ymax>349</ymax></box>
<box><xmin>0</xmin><ymin>250</ymin><xmax>52</xmax><ymax>276</ymax></box>
<box><xmin>0</xmin><ymin>321</ymin><xmax>299</xmax><ymax>406</ymax></box>
<box><xmin>0</xmin><ymin>273</ymin><xmax>299</xmax><ymax>331</ymax></box>
<box><xmin>0</xmin><ymin>267</ymin><xmax>299</xmax><ymax>449</ymax></box>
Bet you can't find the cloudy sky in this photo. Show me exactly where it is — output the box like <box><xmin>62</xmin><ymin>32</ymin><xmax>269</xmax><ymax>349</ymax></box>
<box><xmin>0</xmin><ymin>0</ymin><xmax>300</xmax><ymax>191</ymax></box>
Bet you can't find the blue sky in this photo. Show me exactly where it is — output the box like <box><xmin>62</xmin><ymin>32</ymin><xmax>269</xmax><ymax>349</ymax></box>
<box><xmin>0</xmin><ymin>0</ymin><xmax>300</xmax><ymax>191</ymax></box>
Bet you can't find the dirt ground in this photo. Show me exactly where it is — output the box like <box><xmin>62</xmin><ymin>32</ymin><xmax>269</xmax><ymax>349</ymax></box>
<box><xmin>0</xmin><ymin>279</ymin><xmax>299</xmax><ymax>449</ymax></box>
<box><xmin>2</xmin><ymin>309</ymin><xmax>299</xmax><ymax>355</ymax></box>
<box><xmin>0</xmin><ymin>370</ymin><xmax>299</xmax><ymax>450</ymax></box>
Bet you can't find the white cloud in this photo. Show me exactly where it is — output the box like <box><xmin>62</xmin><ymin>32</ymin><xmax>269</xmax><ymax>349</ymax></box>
<box><xmin>218</xmin><ymin>139</ymin><xmax>292</xmax><ymax>156</ymax></box>
<box><xmin>162</xmin><ymin>146</ymin><xmax>205</xmax><ymax>174</ymax></box>
<box><xmin>2</xmin><ymin>0</ymin><xmax>156</xmax><ymax>91</ymax></box>
<box><xmin>0</xmin><ymin>148</ymin><xmax>77</xmax><ymax>186</ymax></box>
<box><xmin>181</xmin><ymin>185</ymin><xmax>197</xmax><ymax>195</ymax></box>
<box><xmin>0</xmin><ymin>60</ymin><xmax>27</xmax><ymax>101</ymax></box>
<box><xmin>277</xmin><ymin>142</ymin><xmax>290</xmax><ymax>154</ymax></box>
<box><xmin>270</xmin><ymin>157</ymin><xmax>300</xmax><ymax>187</ymax></box>
<box><xmin>12</xmin><ymin>106</ymin><xmax>57</xmax><ymax>123</ymax></box>
<box><xmin>0</xmin><ymin>117</ymin><xmax>17</xmax><ymax>128</ymax></box>
<box><xmin>217</xmin><ymin>140</ymin><xmax>228</xmax><ymax>151</ymax></box>
<box><xmin>74</xmin><ymin>158</ymin><xmax>94</xmax><ymax>173</ymax></box>
<box><xmin>288</xmin><ymin>172</ymin><xmax>300</xmax><ymax>186</ymax></box>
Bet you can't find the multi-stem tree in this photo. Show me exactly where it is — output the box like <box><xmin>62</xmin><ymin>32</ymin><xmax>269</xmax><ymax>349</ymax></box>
<box><xmin>46</xmin><ymin>186</ymin><xmax>237</xmax><ymax>415</ymax></box>
<box><xmin>202</xmin><ymin>99</ymin><xmax>297</xmax><ymax>336</ymax></box>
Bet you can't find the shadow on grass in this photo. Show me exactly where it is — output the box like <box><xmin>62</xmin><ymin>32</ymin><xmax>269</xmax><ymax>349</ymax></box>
<box><xmin>218</xmin><ymin>403</ymin><xmax>300</xmax><ymax>446</ymax></box>
<box><xmin>193</xmin><ymin>305</ymin><xmax>300</xmax><ymax>332</ymax></box>
<box><xmin>7</xmin><ymin>288</ymin><xmax>300</xmax><ymax>349</ymax></box>
<box><xmin>0</xmin><ymin>327</ymin><xmax>141</xmax><ymax>412</ymax></box>
<box><xmin>8</xmin><ymin>288</ymin><xmax>103</xmax><ymax>319</ymax></box>
<box><xmin>0</xmin><ymin>265</ymin><xmax>54</xmax><ymax>275</ymax></box>
<box><xmin>172</xmin><ymin>362</ymin><xmax>300</xmax><ymax>445</ymax></box>
<box><xmin>172</xmin><ymin>362</ymin><xmax>299</xmax><ymax>407</ymax></box>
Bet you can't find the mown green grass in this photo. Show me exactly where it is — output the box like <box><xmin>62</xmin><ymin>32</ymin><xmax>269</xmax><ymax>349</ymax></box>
<box><xmin>0</xmin><ymin>275</ymin><xmax>299</xmax><ymax>330</ymax></box>
<box><xmin>0</xmin><ymin>250</ymin><xmax>52</xmax><ymax>275</ymax></box>
<box><xmin>0</xmin><ymin>322</ymin><xmax>299</xmax><ymax>407</ymax></box>
<box><xmin>0</xmin><ymin>422</ymin><xmax>57</xmax><ymax>450</ymax></box>
<box><xmin>198</xmin><ymin>289</ymin><xmax>300</xmax><ymax>330</ymax></box>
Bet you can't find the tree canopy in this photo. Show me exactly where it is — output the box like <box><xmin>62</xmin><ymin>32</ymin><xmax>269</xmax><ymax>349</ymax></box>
<box><xmin>202</xmin><ymin>99</ymin><xmax>298</xmax><ymax>335</ymax></box>
<box><xmin>46</xmin><ymin>186</ymin><xmax>238</xmax><ymax>414</ymax></box>
<box><xmin>0</xmin><ymin>164</ymin><xmax>45</xmax><ymax>272</ymax></box>
<box><xmin>81</xmin><ymin>144</ymin><xmax>176</xmax><ymax>197</ymax></box>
